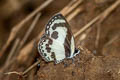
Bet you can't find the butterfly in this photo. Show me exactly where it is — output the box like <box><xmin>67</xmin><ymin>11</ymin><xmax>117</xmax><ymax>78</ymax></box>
<box><xmin>38</xmin><ymin>13</ymin><xmax>80</xmax><ymax>64</ymax></box>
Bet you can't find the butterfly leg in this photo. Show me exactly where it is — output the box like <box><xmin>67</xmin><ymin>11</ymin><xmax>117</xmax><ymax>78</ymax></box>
<box><xmin>36</xmin><ymin>58</ymin><xmax>41</xmax><ymax>68</ymax></box>
<box><xmin>71</xmin><ymin>58</ymin><xmax>75</xmax><ymax>64</ymax></box>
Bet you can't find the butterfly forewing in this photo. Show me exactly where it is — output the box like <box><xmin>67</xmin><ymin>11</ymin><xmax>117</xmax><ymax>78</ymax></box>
<box><xmin>45</xmin><ymin>13</ymin><xmax>75</xmax><ymax>56</ymax></box>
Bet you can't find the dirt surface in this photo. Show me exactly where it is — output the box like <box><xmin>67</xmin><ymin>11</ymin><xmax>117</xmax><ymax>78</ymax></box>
<box><xmin>37</xmin><ymin>48</ymin><xmax>120</xmax><ymax>80</ymax></box>
<box><xmin>0</xmin><ymin>0</ymin><xmax>120</xmax><ymax>80</ymax></box>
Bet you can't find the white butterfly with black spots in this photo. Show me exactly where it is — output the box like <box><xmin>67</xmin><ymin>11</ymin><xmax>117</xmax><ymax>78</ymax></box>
<box><xmin>38</xmin><ymin>13</ymin><xmax>80</xmax><ymax>64</ymax></box>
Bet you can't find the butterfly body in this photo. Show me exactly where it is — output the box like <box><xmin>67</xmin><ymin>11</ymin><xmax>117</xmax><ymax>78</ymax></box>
<box><xmin>38</xmin><ymin>13</ymin><xmax>80</xmax><ymax>64</ymax></box>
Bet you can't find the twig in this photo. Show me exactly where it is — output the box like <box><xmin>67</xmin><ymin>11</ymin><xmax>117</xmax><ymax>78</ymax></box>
<box><xmin>74</xmin><ymin>0</ymin><xmax>120</xmax><ymax>38</ymax></box>
<box><xmin>60</xmin><ymin>0</ymin><xmax>77</xmax><ymax>15</ymax></box>
<box><xmin>22</xmin><ymin>59</ymin><xmax>41</xmax><ymax>76</ymax></box>
<box><xmin>15</xmin><ymin>13</ymin><xmax>41</xmax><ymax>56</ymax></box>
<box><xmin>0</xmin><ymin>13</ymin><xmax>41</xmax><ymax>75</ymax></box>
<box><xmin>95</xmin><ymin>0</ymin><xmax>120</xmax><ymax>48</ymax></box>
<box><xmin>118</xmin><ymin>69</ymin><xmax>120</xmax><ymax>74</ymax></box>
<box><xmin>17</xmin><ymin>29</ymin><xmax>44</xmax><ymax>63</ymax></box>
<box><xmin>99</xmin><ymin>0</ymin><xmax>120</xmax><ymax>23</ymax></box>
<box><xmin>74</xmin><ymin>15</ymin><xmax>101</xmax><ymax>38</ymax></box>
<box><xmin>0</xmin><ymin>0</ymin><xmax>53</xmax><ymax>58</ymax></box>
<box><xmin>77</xmin><ymin>28</ymin><xmax>92</xmax><ymax>45</ymax></box>
<box><xmin>17</xmin><ymin>40</ymin><xmax>36</xmax><ymax>62</ymax></box>
<box><xmin>0</xmin><ymin>38</ymin><xmax>20</xmax><ymax>79</ymax></box>
<box><xmin>4</xmin><ymin>59</ymin><xmax>41</xmax><ymax>76</ymax></box>
<box><xmin>103</xmin><ymin>35</ymin><xmax>120</xmax><ymax>48</ymax></box>
<box><xmin>66</xmin><ymin>6</ymin><xmax>83</xmax><ymax>21</ymax></box>
<box><xmin>4</xmin><ymin>71</ymin><xmax>22</xmax><ymax>75</ymax></box>
<box><xmin>61</xmin><ymin>0</ymin><xmax>83</xmax><ymax>16</ymax></box>
<box><xmin>0</xmin><ymin>58</ymin><xmax>16</xmax><ymax>74</ymax></box>
<box><xmin>4</xmin><ymin>38</ymin><xmax>20</xmax><ymax>70</ymax></box>
<box><xmin>102</xmin><ymin>34</ymin><xmax>120</xmax><ymax>55</ymax></box>
<box><xmin>95</xmin><ymin>24</ymin><xmax>101</xmax><ymax>48</ymax></box>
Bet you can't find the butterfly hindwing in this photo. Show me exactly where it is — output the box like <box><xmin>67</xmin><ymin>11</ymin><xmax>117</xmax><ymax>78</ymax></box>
<box><xmin>38</xmin><ymin>35</ymin><xmax>66</xmax><ymax>64</ymax></box>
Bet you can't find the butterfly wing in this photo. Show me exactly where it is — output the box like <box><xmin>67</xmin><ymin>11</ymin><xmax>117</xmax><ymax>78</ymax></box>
<box><xmin>45</xmin><ymin>13</ymin><xmax>76</xmax><ymax>60</ymax></box>
<box><xmin>38</xmin><ymin>35</ymin><xmax>66</xmax><ymax>64</ymax></box>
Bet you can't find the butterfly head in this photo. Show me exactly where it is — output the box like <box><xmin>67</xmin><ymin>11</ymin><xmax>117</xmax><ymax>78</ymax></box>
<box><xmin>73</xmin><ymin>48</ymin><xmax>80</xmax><ymax>57</ymax></box>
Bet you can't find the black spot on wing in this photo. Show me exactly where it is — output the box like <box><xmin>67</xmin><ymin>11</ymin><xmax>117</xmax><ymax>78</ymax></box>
<box><xmin>47</xmin><ymin>57</ymin><xmax>50</xmax><ymax>61</ymax></box>
<box><xmin>46</xmin><ymin>44</ymin><xmax>49</xmax><ymax>47</ymax></box>
<box><xmin>41</xmin><ymin>46</ymin><xmax>43</xmax><ymax>48</ymax></box>
<box><xmin>46</xmin><ymin>47</ymin><xmax>51</xmax><ymax>53</ymax></box>
<box><xmin>51</xmin><ymin>31</ymin><xmax>58</xmax><ymax>39</ymax></box>
<box><xmin>51</xmin><ymin>52</ymin><xmax>56</xmax><ymax>60</ymax></box>
<box><xmin>44</xmin><ymin>53</ymin><xmax>47</xmax><ymax>56</ymax></box>
<box><xmin>52</xmin><ymin>23</ymin><xmax>67</xmax><ymax>30</ymax></box>
<box><xmin>48</xmin><ymin>38</ymin><xmax>53</xmax><ymax>45</ymax></box>
<box><xmin>42</xmin><ymin>50</ymin><xmax>44</xmax><ymax>52</ymax></box>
